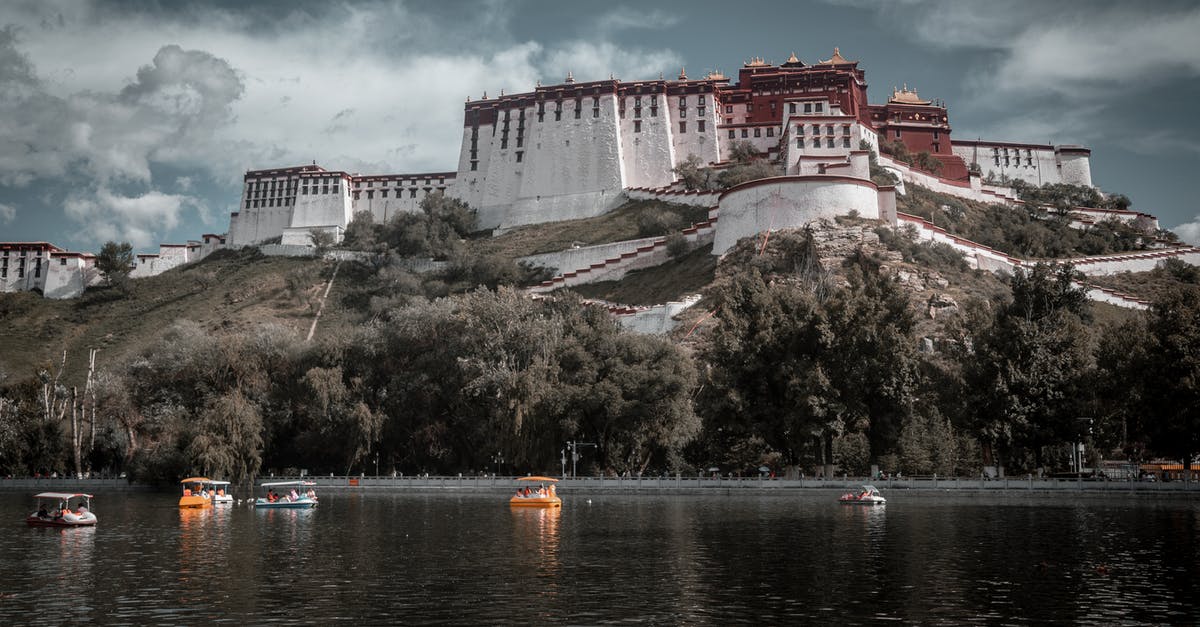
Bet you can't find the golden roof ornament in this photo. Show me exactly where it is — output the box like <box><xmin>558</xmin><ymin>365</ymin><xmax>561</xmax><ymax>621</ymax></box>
<box><xmin>745</xmin><ymin>56</ymin><xmax>769</xmax><ymax>67</ymax></box>
<box><xmin>565</xmin><ymin>70</ymin><xmax>575</xmax><ymax>84</ymax></box>
<box><xmin>678</xmin><ymin>67</ymin><xmax>688</xmax><ymax>80</ymax></box>
<box><xmin>888</xmin><ymin>83</ymin><xmax>932</xmax><ymax>105</ymax></box>
<box><xmin>819</xmin><ymin>47</ymin><xmax>854</xmax><ymax>65</ymax></box>
<box><xmin>786</xmin><ymin>51</ymin><xmax>800</xmax><ymax>64</ymax></box>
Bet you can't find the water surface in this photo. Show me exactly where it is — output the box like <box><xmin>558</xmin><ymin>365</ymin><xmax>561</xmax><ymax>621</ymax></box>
<box><xmin>1</xmin><ymin>490</ymin><xmax>1196</xmax><ymax>624</ymax></box>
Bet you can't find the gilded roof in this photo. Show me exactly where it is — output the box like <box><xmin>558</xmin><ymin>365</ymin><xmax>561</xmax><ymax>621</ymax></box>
<box><xmin>888</xmin><ymin>84</ymin><xmax>931</xmax><ymax>105</ymax></box>
<box><xmin>818</xmin><ymin>47</ymin><xmax>855</xmax><ymax>65</ymax></box>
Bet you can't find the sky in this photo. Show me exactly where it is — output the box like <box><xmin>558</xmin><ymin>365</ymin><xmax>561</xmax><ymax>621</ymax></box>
<box><xmin>1</xmin><ymin>0</ymin><xmax>1198</xmax><ymax>253</ymax></box>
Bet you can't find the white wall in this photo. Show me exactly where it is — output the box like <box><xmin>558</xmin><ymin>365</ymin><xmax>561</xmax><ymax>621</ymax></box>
<box><xmin>712</xmin><ymin>177</ymin><xmax>886</xmax><ymax>254</ymax></box>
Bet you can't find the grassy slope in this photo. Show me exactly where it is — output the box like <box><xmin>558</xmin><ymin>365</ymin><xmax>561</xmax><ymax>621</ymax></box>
<box><xmin>0</xmin><ymin>250</ymin><xmax>343</xmax><ymax>386</ymax></box>
<box><xmin>470</xmin><ymin>198</ymin><xmax>709</xmax><ymax>258</ymax></box>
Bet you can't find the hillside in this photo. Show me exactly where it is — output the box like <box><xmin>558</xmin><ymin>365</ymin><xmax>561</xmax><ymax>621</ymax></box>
<box><xmin>0</xmin><ymin>188</ymin><xmax>1158</xmax><ymax>387</ymax></box>
<box><xmin>0</xmin><ymin>249</ymin><xmax>340</xmax><ymax>387</ymax></box>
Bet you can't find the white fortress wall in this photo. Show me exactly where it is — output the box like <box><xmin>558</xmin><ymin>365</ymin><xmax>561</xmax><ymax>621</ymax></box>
<box><xmin>878</xmin><ymin>154</ymin><xmax>1015</xmax><ymax>205</ymax></box>
<box><xmin>1056</xmin><ymin>147</ymin><xmax>1093</xmax><ymax>187</ymax></box>
<box><xmin>449</xmin><ymin>123</ymin><xmax>495</xmax><ymax>218</ymax></box>
<box><xmin>352</xmin><ymin>174</ymin><xmax>453</xmax><ymax>224</ymax></box>
<box><xmin>620</xmin><ymin>92</ymin><xmax>677</xmax><ymax>191</ymax></box>
<box><xmin>615</xmin><ymin>294</ymin><xmax>703</xmax><ymax>335</ymax></box>
<box><xmin>712</xmin><ymin>177</ymin><xmax>884</xmax><ymax>254</ymax></box>
<box><xmin>624</xmin><ymin>187</ymin><xmax>721</xmax><ymax>207</ymax></box>
<box><xmin>669</xmin><ymin>92</ymin><xmax>721</xmax><ymax>170</ymax></box>
<box><xmin>43</xmin><ymin>255</ymin><xmax>96</xmax><ymax>299</ymax></box>
<box><xmin>952</xmin><ymin>141</ymin><xmax>1093</xmax><ymax>188</ymax></box>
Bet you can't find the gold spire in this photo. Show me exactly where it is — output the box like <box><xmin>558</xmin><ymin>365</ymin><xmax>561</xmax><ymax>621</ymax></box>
<box><xmin>818</xmin><ymin>47</ymin><xmax>854</xmax><ymax>65</ymax></box>
<box><xmin>786</xmin><ymin>51</ymin><xmax>800</xmax><ymax>64</ymax></box>
<box><xmin>678</xmin><ymin>67</ymin><xmax>688</xmax><ymax>80</ymax></box>
<box><xmin>744</xmin><ymin>56</ymin><xmax>769</xmax><ymax>67</ymax></box>
<box><xmin>565</xmin><ymin>70</ymin><xmax>574</xmax><ymax>84</ymax></box>
<box><xmin>482</xmin><ymin>90</ymin><xmax>488</xmax><ymax>99</ymax></box>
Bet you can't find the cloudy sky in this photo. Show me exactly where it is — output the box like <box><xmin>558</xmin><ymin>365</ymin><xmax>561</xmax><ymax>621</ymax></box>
<box><xmin>1</xmin><ymin>0</ymin><xmax>1198</xmax><ymax>252</ymax></box>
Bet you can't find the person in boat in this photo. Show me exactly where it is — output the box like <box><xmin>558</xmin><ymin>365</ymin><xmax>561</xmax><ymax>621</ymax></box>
<box><xmin>267</xmin><ymin>489</ymin><xmax>278</xmax><ymax>503</ymax></box>
<box><xmin>289</xmin><ymin>488</ymin><xmax>299</xmax><ymax>501</ymax></box>
<box><xmin>515</xmin><ymin>488</ymin><xmax>524</xmax><ymax>498</ymax></box>
<box><xmin>37</xmin><ymin>504</ymin><xmax>49</xmax><ymax>518</ymax></box>
<box><xmin>305</xmin><ymin>488</ymin><xmax>316</xmax><ymax>499</ymax></box>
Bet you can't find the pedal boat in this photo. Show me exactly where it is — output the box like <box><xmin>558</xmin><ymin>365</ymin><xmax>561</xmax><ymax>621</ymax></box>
<box><xmin>255</xmin><ymin>480</ymin><xmax>318</xmax><ymax>509</ymax></box>
<box><xmin>509</xmin><ymin>476</ymin><xmax>562</xmax><ymax>508</ymax></box>
<box><xmin>179</xmin><ymin>477</ymin><xmax>233</xmax><ymax>508</ymax></box>
<box><xmin>839</xmin><ymin>484</ymin><xmax>887</xmax><ymax>505</ymax></box>
<box><xmin>26</xmin><ymin>492</ymin><xmax>97</xmax><ymax>527</ymax></box>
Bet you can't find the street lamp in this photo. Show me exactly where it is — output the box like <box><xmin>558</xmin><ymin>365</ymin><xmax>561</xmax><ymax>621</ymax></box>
<box><xmin>565</xmin><ymin>440</ymin><xmax>596</xmax><ymax>477</ymax></box>
<box><xmin>492</xmin><ymin>452</ymin><xmax>504</xmax><ymax>477</ymax></box>
<box><xmin>560</xmin><ymin>449</ymin><xmax>567</xmax><ymax>479</ymax></box>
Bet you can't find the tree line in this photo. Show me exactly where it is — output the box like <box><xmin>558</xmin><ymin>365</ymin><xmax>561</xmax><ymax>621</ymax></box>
<box><xmin>2</xmin><ymin>207</ymin><xmax>1197</xmax><ymax>483</ymax></box>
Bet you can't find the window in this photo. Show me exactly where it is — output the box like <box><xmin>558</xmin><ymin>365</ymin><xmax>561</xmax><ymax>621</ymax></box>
<box><xmin>804</xmin><ymin>103</ymin><xmax>812</xmax><ymax>113</ymax></box>
<box><xmin>843</xmin><ymin>137</ymin><xmax>851</xmax><ymax>148</ymax></box>
<box><xmin>932</xmin><ymin>142</ymin><xmax>940</xmax><ymax>152</ymax></box>
<box><xmin>826</xmin><ymin>125</ymin><xmax>834</xmax><ymax>135</ymax></box>
<box><xmin>894</xmin><ymin>129</ymin><xmax>901</xmax><ymax>138</ymax></box>
<box><xmin>827</xmin><ymin>137</ymin><xmax>834</xmax><ymax>148</ymax></box>
<box><xmin>766</xmin><ymin>127</ymin><xmax>774</xmax><ymax>137</ymax></box>
<box><xmin>574</xmin><ymin>109</ymin><xmax>581</xmax><ymax>119</ymax></box>
<box><xmin>725</xmin><ymin>117</ymin><xmax>733</xmax><ymax>125</ymax></box>
<box><xmin>842</xmin><ymin>126</ymin><xmax>850</xmax><ymax>136</ymax></box>
<box><xmin>679</xmin><ymin>121</ymin><xmax>687</xmax><ymax>133</ymax></box>
<box><xmin>634</xmin><ymin>120</ymin><xmax>642</xmax><ymax>133</ymax></box>
<box><xmin>728</xmin><ymin>130</ymin><xmax>736</xmax><ymax>139</ymax></box>
<box><xmin>516</xmin><ymin>138</ymin><xmax>523</xmax><ymax>148</ymax></box>
<box><xmin>593</xmin><ymin>108</ymin><xmax>600</xmax><ymax>118</ymax></box>
<box><xmin>59</xmin><ymin>258</ymin><xmax>66</xmax><ymax>266</ymax></box>
<box><xmin>635</xmin><ymin>107</ymin><xmax>641</xmax><ymax>119</ymax></box>
<box><xmin>815</xmin><ymin>103</ymin><xmax>823</xmax><ymax>112</ymax></box>
<box><xmin>381</xmin><ymin>190</ymin><xmax>388</xmax><ymax>198</ymax></box>
<box><xmin>933</xmin><ymin>131</ymin><xmax>939</xmax><ymax>140</ymax></box>
<box><xmin>367</xmin><ymin>191</ymin><xmax>374</xmax><ymax>200</ymax></box>
<box><xmin>753</xmin><ymin>128</ymin><xmax>761</xmax><ymax>137</ymax></box>
<box><xmin>797</xmin><ymin>137</ymin><xmax>804</xmax><ymax>149</ymax></box>
<box><xmin>812</xmin><ymin>138</ymin><xmax>820</xmax><ymax>148</ymax></box>
<box><xmin>796</xmin><ymin>125</ymin><xmax>804</xmax><ymax>135</ymax></box>
<box><xmin>698</xmin><ymin>107</ymin><xmax>705</xmax><ymax>117</ymax></box>
<box><xmin>698</xmin><ymin>120</ymin><xmax>706</xmax><ymax>132</ymax></box>
<box><xmin>811</xmin><ymin>124</ymin><xmax>820</xmax><ymax>134</ymax></box>
<box><xmin>789</xmin><ymin>103</ymin><xmax>796</xmax><ymax>114</ymax></box>
<box><xmin>725</xmin><ymin>105</ymin><xmax>733</xmax><ymax>114</ymax></box>
<box><xmin>679</xmin><ymin>96</ymin><xmax>687</xmax><ymax>107</ymax></box>
<box><xmin>470</xmin><ymin>161</ymin><xmax>478</xmax><ymax>171</ymax></box>
<box><xmin>301</xmin><ymin>186</ymin><xmax>308</xmax><ymax>195</ymax></box>
<box><xmin>501</xmin><ymin>139</ymin><xmax>508</xmax><ymax>149</ymax></box>
<box><xmin>650</xmin><ymin>105</ymin><xmax>657</xmax><ymax>117</ymax></box>
<box><xmin>555</xmin><ymin>110</ymin><xmax>561</xmax><ymax>121</ymax></box>
<box><xmin>516</xmin><ymin>151</ymin><xmax>524</xmax><ymax>162</ymax></box>
<box><xmin>741</xmin><ymin>129</ymin><xmax>748</xmax><ymax>138</ymax></box>
<box><xmin>679</xmin><ymin>107</ymin><xmax>686</xmax><ymax>118</ymax></box>
<box><xmin>353</xmin><ymin>191</ymin><xmax>360</xmax><ymax>200</ymax></box>
<box><xmin>410</xmin><ymin>189</ymin><xmax>417</xmax><ymax>198</ymax></box>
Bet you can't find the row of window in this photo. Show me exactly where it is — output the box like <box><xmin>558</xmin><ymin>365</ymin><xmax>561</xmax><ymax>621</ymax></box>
<box><xmin>994</xmin><ymin>156</ymin><xmax>1035</xmax><ymax>167</ymax></box>
<box><xmin>630</xmin><ymin>120</ymin><xmax>708</xmax><ymax>133</ymax></box>
<box><xmin>797</xmin><ymin>137</ymin><xmax>853</xmax><ymax>149</ymax></box>
<box><xmin>356</xmin><ymin>178</ymin><xmax>442</xmax><ymax>188</ymax></box>
<box><xmin>353</xmin><ymin>188</ymin><xmax>433</xmax><ymax>200</ymax></box>
<box><xmin>796</xmin><ymin>124</ymin><xmax>851</xmax><ymax>136</ymax></box>
<box><xmin>728</xmin><ymin>127</ymin><xmax>775</xmax><ymax>139</ymax></box>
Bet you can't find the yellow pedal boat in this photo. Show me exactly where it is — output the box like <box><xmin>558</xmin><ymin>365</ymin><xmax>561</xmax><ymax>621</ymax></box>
<box><xmin>509</xmin><ymin>476</ymin><xmax>562</xmax><ymax>508</ymax></box>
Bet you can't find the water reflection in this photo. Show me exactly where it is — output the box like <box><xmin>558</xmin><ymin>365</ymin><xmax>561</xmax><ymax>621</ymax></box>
<box><xmin>510</xmin><ymin>507</ymin><xmax>562</xmax><ymax>582</ymax></box>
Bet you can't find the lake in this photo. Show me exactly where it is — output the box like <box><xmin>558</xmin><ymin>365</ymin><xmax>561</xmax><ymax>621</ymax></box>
<box><xmin>1</xmin><ymin>489</ymin><xmax>1197</xmax><ymax>624</ymax></box>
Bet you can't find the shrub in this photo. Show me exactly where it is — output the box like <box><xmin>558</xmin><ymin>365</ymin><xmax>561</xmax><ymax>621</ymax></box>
<box><xmin>665</xmin><ymin>234</ymin><xmax>690</xmax><ymax>259</ymax></box>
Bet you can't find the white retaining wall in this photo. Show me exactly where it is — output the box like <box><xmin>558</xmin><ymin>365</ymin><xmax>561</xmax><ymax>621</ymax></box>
<box><xmin>712</xmin><ymin>176</ymin><xmax>889</xmax><ymax>254</ymax></box>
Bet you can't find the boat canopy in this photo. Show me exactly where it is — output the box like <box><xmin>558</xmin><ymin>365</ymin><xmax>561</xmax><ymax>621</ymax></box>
<box><xmin>180</xmin><ymin>477</ymin><xmax>213</xmax><ymax>484</ymax></box>
<box><xmin>260</xmin><ymin>480</ymin><xmax>317</xmax><ymax>488</ymax></box>
<box><xmin>517</xmin><ymin>476</ymin><xmax>559</xmax><ymax>483</ymax></box>
<box><xmin>861</xmin><ymin>485</ymin><xmax>880</xmax><ymax>492</ymax></box>
<box><xmin>34</xmin><ymin>492</ymin><xmax>92</xmax><ymax>499</ymax></box>
<box><xmin>208</xmin><ymin>480</ymin><xmax>231</xmax><ymax>486</ymax></box>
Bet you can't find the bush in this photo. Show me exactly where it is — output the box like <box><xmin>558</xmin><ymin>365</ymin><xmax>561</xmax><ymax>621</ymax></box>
<box><xmin>665</xmin><ymin>234</ymin><xmax>690</xmax><ymax>259</ymax></box>
<box><xmin>637</xmin><ymin>209</ymin><xmax>684</xmax><ymax>237</ymax></box>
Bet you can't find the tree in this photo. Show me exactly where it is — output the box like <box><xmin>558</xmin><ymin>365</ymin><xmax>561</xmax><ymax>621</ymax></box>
<box><xmin>308</xmin><ymin>229</ymin><xmax>336</xmax><ymax>253</ymax></box>
<box><xmin>95</xmin><ymin>241</ymin><xmax>134</xmax><ymax>288</ymax></box>
<box><xmin>963</xmin><ymin>264</ymin><xmax>1092</xmax><ymax>476</ymax></box>
<box><xmin>1137</xmin><ymin>287</ymin><xmax>1200</xmax><ymax>473</ymax></box>
<box><xmin>673</xmin><ymin>154</ymin><xmax>709</xmax><ymax>190</ymax></box>
<box><xmin>342</xmin><ymin>211</ymin><xmax>379</xmax><ymax>251</ymax></box>
<box><xmin>727</xmin><ymin>140</ymin><xmax>759</xmax><ymax>165</ymax></box>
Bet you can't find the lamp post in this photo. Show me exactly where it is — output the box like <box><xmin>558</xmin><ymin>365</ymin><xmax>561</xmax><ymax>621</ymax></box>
<box><xmin>492</xmin><ymin>452</ymin><xmax>504</xmax><ymax>477</ymax></box>
<box><xmin>560</xmin><ymin>449</ymin><xmax>567</xmax><ymax>479</ymax></box>
<box><xmin>565</xmin><ymin>440</ymin><xmax>596</xmax><ymax>478</ymax></box>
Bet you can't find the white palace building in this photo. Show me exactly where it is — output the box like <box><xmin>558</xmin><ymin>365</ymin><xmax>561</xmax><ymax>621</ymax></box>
<box><xmin>15</xmin><ymin>48</ymin><xmax>1189</xmax><ymax>306</ymax></box>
